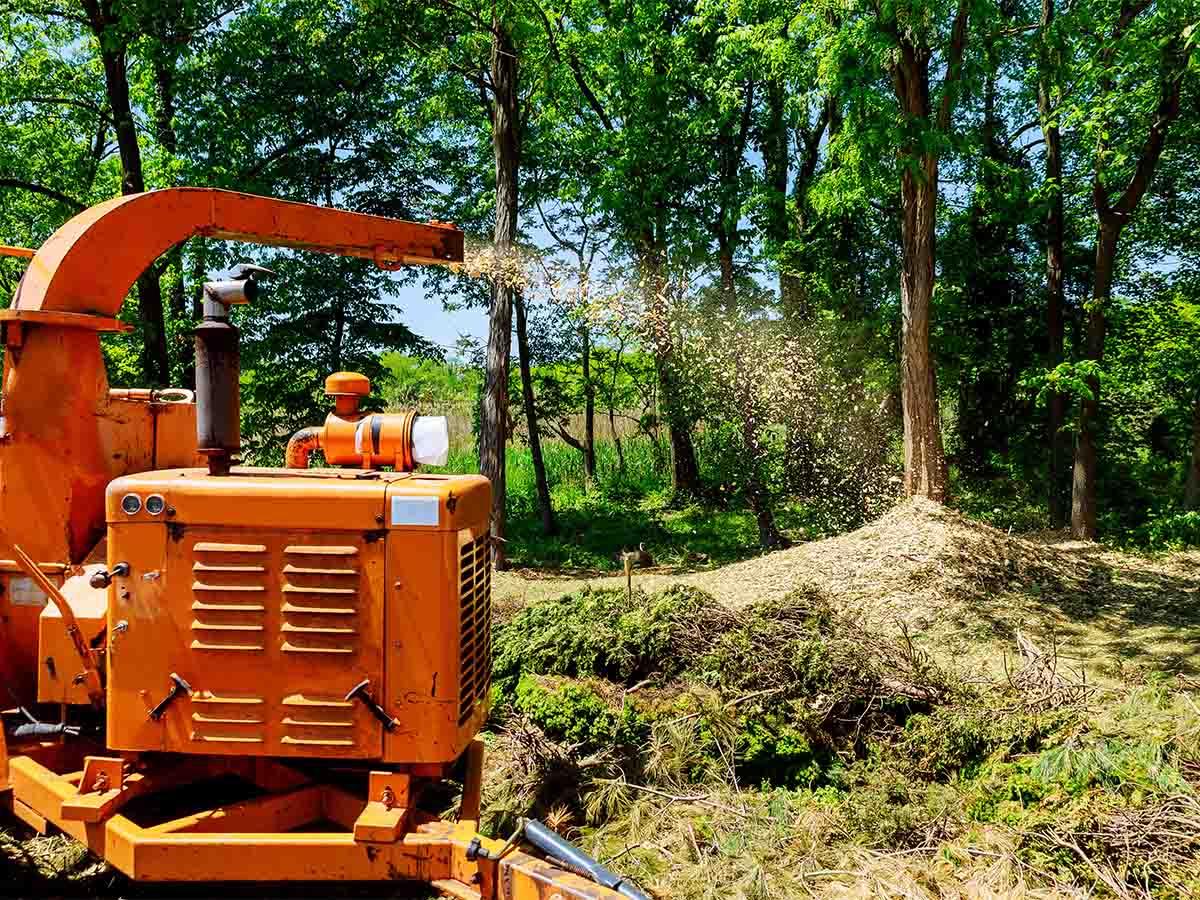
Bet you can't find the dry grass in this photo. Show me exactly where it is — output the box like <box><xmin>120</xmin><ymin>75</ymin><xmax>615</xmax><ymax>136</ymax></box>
<box><xmin>497</xmin><ymin>499</ymin><xmax>1200</xmax><ymax>683</ymax></box>
<box><xmin>574</xmin><ymin>788</ymin><xmax>1097</xmax><ymax>900</ymax></box>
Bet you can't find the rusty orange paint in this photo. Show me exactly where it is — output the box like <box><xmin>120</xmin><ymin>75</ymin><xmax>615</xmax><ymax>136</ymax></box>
<box><xmin>0</xmin><ymin>244</ymin><xmax>35</xmax><ymax>259</ymax></box>
<box><xmin>286</xmin><ymin>372</ymin><xmax>422</xmax><ymax>470</ymax></box>
<box><xmin>11</xmin><ymin>747</ymin><xmax>634</xmax><ymax>898</ymax></box>
<box><xmin>0</xmin><ymin>561</ymin><xmax>67</xmax><ymax>706</ymax></box>
<box><xmin>13</xmin><ymin>188</ymin><xmax>462</xmax><ymax>317</ymax></box>
<box><xmin>0</xmin><ymin>189</ymin><xmax>465</xmax><ymax>704</ymax></box>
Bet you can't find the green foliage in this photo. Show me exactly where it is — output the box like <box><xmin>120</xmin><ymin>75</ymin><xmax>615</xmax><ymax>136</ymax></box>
<box><xmin>736</xmin><ymin>713</ymin><xmax>824</xmax><ymax>789</ymax></box>
<box><xmin>1129</xmin><ymin>508</ymin><xmax>1200</xmax><ymax>550</ymax></box>
<box><xmin>897</xmin><ymin>707</ymin><xmax>1057</xmax><ymax>781</ymax></box>
<box><xmin>513</xmin><ymin>676</ymin><xmax>648</xmax><ymax>755</ymax></box>
<box><xmin>1031</xmin><ymin>738</ymin><xmax>1187</xmax><ymax>797</ymax></box>
<box><xmin>237</xmin><ymin>255</ymin><xmax>440</xmax><ymax>462</ymax></box>
<box><xmin>432</xmin><ymin>432</ymin><xmax>827</xmax><ymax>570</ymax></box>
<box><xmin>492</xmin><ymin>585</ymin><xmax>729</xmax><ymax>692</ymax></box>
<box><xmin>380</xmin><ymin>353</ymin><xmax>480</xmax><ymax>410</ymax></box>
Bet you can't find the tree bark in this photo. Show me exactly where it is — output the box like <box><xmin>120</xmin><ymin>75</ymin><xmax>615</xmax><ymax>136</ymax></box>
<box><xmin>1186</xmin><ymin>392</ymin><xmax>1200</xmax><ymax>510</ymax></box>
<box><xmin>581</xmin><ymin>325</ymin><xmax>596</xmax><ymax>481</ymax></box>
<box><xmin>717</xmin><ymin>238</ymin><xmax>736</xmax><ymax>304</ymax></box>
<box><xmin>893</xmin><ymin>43</ymin><xmax>951</xmax><ymax>503</ymax></box>
<box><xmin>480</xmin><ymin>19</ymin><xmax>520</xmax><ymax>568</ymax></box>
<box><xmin>1071</xmin><ymin>224</ymin><xmax>1118</xmax><ymax>538</ymax></box>
<box><xmin>331</xmin><ymin>298</ymin><xmax>346</xmax><ymax>373</ymax></box>
<box><xmin>760</xmin><ymin>77</ymin><xmax>803</xmax><ymax>314</ymax></box>
<box><xmin>154</xmin><ymin>54</ymin><xmax>191</xmax><ymax>385</ymax></box>
<box><xmin>514</xmin><ymin>294</ymin><xmax>557</xmax><ymax>535</ymax></box>
<box><xmin>639</xmin><ymin>231</ymin><xmax>701</xmax><ymax>497</ymax></box>
<box><xmin>1071</xmin><ymin>23</ymin><xmax>1185</xmax><ymax>539</ymax></box>
<box><xmin>608</xmin><ymin>339</ymin><xmax>627</xmax><ymax>472</ymax></box>
<box><xmin>734</xmin><ymin>352</ymin><xmax>784</xmax><ymax>549</ymax></box>
<box><xmin>1039</xmin><ymin>0</ymin><xmax>1068</xmax><ymax>528</ymax></box>
<box><xmin>84</xmin><ymin>0</ymin><xmax>170</xmax><ymax>387</ymax></box>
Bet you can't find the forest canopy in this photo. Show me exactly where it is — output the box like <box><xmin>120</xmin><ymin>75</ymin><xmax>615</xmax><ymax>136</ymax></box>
<box><xmin>1</xmin><ymin>0</ymin><xmax>1198</xmax><ymax>558</ymax></box>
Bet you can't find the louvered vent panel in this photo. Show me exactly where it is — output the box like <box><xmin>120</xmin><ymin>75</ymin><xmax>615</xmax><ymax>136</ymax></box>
<box><xmin>189</xmin><ymin>543</ymin><xmax>268</xmax><ymax>652</ymax></box>
<box><xmin>189</xmin><ymin>690</ymin><xmax>267</xmax><ymax>745</ymax></box>
<box><xmin>279</xmin><ymin>693</ymin><xmax>358</xmax><ymax>748</ymax></box>
<box><xmin>458</xmin><ymin>533</ymin><xmax>492</xmax><ymax>725</ymax></box>
<box><xmin>280</xmin><ymin>545</ymin><xmax>361</xmax><ymax>655</ymax></box>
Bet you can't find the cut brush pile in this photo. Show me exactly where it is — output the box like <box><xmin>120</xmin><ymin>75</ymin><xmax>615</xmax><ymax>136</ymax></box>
<box><xmin>478</xmin><ymin>581</ymin><xmax>1200</xmax><ymax>899</ymax></box>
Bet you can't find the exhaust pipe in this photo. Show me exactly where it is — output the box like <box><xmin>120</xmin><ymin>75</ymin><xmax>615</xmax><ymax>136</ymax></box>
<box><xmin>195</xmin><ymin>267</ymin><xmax>271</xmax><ymax>476</ymax></box>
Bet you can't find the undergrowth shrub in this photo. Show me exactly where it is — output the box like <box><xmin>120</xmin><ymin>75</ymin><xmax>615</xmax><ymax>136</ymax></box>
<box><xmin>492</xmin><ymin>586</ymin><xmax>735</xmax><ymax>692</ymax></box>
<box><xmin>896</xmin><ymin>706</ymin><xmax>1057</xmax><ymax>780</ymax></box>
<box><xmin>514</xmin><ymin>675</ymin><xmax>648</xmax><ymax>757</ymax></box>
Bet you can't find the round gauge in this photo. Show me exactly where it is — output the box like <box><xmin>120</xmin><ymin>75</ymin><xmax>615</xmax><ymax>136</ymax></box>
<box><xmin>145</xmin><ymin>494</ymin><xmax>166</xmax><ymax>516</ymax></box>
<box><xmin>120</xmin><ymin>493</ymin><xmax>142</xmax><ymax>515</ymax></box>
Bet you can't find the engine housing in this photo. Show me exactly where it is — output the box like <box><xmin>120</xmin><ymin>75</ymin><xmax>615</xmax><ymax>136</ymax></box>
<box><xmin>103</xmin><ymin>467</ymin><xmax>491</xmax><ymax>766</ymax></box>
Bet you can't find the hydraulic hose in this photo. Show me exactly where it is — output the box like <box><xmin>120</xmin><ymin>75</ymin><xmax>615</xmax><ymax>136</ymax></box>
<box><xmin>12</xmin><ymin>722</ymin><xmax>81</xmax><ymax>739</ymax></box>
<box><xmin>522</xmin><ymin>819</ymin><xmax>652</xmax><ymax>900</ymax></box>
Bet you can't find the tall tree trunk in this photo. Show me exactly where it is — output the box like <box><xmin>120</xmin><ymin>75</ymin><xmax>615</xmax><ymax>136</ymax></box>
<box><xmin>515</xmin><ymin>294</ymin><xmax>556</xmax><ymax>535</ymax></box>
<box><xmin>1185</xmin><ymin>392</ymin><xmax>1200</xmax><ymax>510</ymax></box>
<box><xmin>1040</xmin><ymin>0</ymin><xmax>1068</xmax><ymax>528</ymax></box>
<box><xmin>761</xmin><ymin>77</ymin><xmax>802</xmax><ymax>314</ymax></box>
<box><xmin>154</xmin><ymin>55</ymin><xmax>191</xmax><ymax>386</ymax></box>
<box><xmin>331</xmin><ymin>298</ymin><xmax>346</xmax><ymax>373</ymax></box>
<box><xmin>480</xmin><ymin>20</ymin><xmax>520</xmax><ymax>568</ymax></box>
<box><xmin>639</xmin><ymin>232</ymin><xmax>701</xmax><ymax>497</ymax></box>
<box><xmin>84</xmin><ymin>0</ymin><xmax>169</xmax><ymax>387</ymax></box>
<box><xmin>956</xmin><ymin>54</ymin><xmax>1017</xmax><ymax>476</ymax></box>
<box><xmin>734</xmin><ymin>353</ymin><xmax>784</xmax><ymax>549</ymax></box>
<box><xmin>1071</xmin><ymin>224</ymin><xmax>1118</xmax><ymax>538</ymax></box>
<box><xmin>1071</xmin><ymin>23</ymin><xmax>1184</xmax><ymax>539</ymax></box>
<box><xmin>894</xmin><ymin>48</ymin><xmax>950</xmax><ymax>502</ymax></box>
<box><xmin>717</xmin><ymin>233</ymin><xmax>736</xmax><ymax>308</ymax></box>
<box><xmin>608</xmin><ymin>340</ymin><xmax>627</xmax><ymax>472</ymax></box>
<box><xmin>720</xmin><ymin>233</ymin><xmax>780</xmax><ymax>546</ymax></box>
<box><xmin>581</xmin><ymin>325</ymin><xmax>596</xmax><ymax>482</ymax></box>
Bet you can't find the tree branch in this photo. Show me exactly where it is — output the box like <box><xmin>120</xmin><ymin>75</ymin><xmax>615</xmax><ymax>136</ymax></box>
<box><xmin>552</xmin><ymin>421</ymin><xmax>585</xmax><ymax>451</ymax></box>
<box><xmin>568</xmin><ymin>53</ymin><xmax>614</xmax><ymax>131</ymax></box>
<box><xmin>0</xmin><ymin>178</ymin><xmax>86</xmax><ymax>211</ymax></box>
<box><xmin>937</xmin><ymin>0</ymin><xmax>972</xmax><ymax>131</ymax></box>
<box><xmin>797</xmin><ymin>96</ymin><xmax>832</xmax><ymax>185</ymax></box>
<box><xmin>1111</xmin><ymin>42</ymin><xmax>1186</xmax><ymax>218</ymax></box>
<box><xmin>14</xmin><ymin>95</ymin><xmax>112</xmax><ymax>123</ymax></box>
<box><xmin>1091</xmin><ymin>0</ymin><xmax>1170</xmax><ymax>222</ymax></box>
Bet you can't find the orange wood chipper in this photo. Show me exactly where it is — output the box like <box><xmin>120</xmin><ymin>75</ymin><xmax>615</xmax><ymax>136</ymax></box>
<box><xmin>0</xmin><ymin>188</ymin><xmax>648</xmax><ymax>900</ymax></box>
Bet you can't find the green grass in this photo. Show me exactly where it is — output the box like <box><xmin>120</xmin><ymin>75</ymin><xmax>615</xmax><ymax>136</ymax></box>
<box><xmin>432</xmin><ymin>436</ymin><xmax>844</xmax><ymax>570</ymax></box>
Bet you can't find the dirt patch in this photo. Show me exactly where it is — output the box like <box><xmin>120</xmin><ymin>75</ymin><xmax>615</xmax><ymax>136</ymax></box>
<box><xmin>498</xmin><ymin>499</ymin><xmax>1200</xmax><ymax>681</ymax></box>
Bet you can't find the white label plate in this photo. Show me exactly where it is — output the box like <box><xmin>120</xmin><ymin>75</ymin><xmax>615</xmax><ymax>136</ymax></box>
<box><xmin>390</xmin><ymin>496</ymin><xmax>440</xmax><ymax>527</ymax></box>
<box><xmin>10</xmin><ymin>577</ymin><xmax>47</xmax><ymax>607</ymax></box>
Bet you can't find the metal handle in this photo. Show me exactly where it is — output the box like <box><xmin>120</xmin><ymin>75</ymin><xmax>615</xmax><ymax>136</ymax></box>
<box><xmin>89</xmin><ymin>562</ymin><xmax>129</xmax><ymax>589</ymax></box>
<box><xmin>344</xmin><ymin>679</ymin><xmax>398</xmax><ymax>732</ymax></box>
<box><xmin>148</xmin><ymin>673</ymin><xmax>192</xmax><ymax>721</ymax></box>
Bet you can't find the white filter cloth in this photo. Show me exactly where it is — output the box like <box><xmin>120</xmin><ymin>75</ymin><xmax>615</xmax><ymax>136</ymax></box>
<box><xmin>411</xmin><ymin>415</ymin><xmax>450</xmax><ymax>466</ymax></box>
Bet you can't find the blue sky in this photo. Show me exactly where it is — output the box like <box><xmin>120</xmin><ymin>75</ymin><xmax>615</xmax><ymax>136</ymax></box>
<box><xmin>393</xmin><ymin>276</ymin><xmax>489</xmax><ymax>354</ymax></box>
